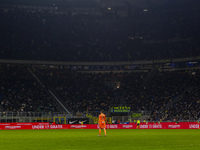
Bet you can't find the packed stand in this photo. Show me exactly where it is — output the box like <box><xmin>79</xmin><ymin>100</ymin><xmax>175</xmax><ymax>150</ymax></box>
<box><xmin>160</xmin><ymin>70</ymin><xmax>200</xmax><ymax>121</ymax></box>
<box><xmin>33</xmin><ymin>67</ymin><xmax>147</xmax><ymax>113</ymax></box>
<box><xmin>149</xmin><ymin>69</ymin><xmax>200</xmax><ymax>121</ymax></box>
<box><xmin>33</xmin><ymin>66</ymin><xmax>200</xmax><ymax>121</ymax></box>
<box><xmin>1</xmin><ymin>64</ymin><xmax>200</xmax><ymax>121</ymax></box>
<box><xmin>0</xmin><ymin>65</ymin><xmax>59</xmax><ymax>112</ymax></box>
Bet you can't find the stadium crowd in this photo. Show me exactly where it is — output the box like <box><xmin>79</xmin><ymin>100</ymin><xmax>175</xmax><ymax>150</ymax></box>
<box><xmin>161</xmin><ymin>70</ymin><xmax>200</xmax><ymax>121</ymax></box>
<box><xmin>1</xmin><ymin>64</ymin><xmax>200</xmax><ymax>121</ymax></box>
<box><xmin>150</xmin><ymin>69</ymin><xmax>200</xmax><ymax>121</ymax></box>
<box><xmin>0</xmin><ymin>65</ymin><xmax>59</xmax><ymax>112</ymax></box>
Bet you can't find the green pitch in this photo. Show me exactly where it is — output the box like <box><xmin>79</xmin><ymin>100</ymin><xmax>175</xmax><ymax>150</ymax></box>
<box><xmin>0</xmin><ymin>129</ymin><xmax>200</xmax><ymax>150</ymax></box>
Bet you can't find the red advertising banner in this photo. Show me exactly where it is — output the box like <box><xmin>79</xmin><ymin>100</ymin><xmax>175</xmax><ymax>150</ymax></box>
<box><xmin>0</xmin><ymin>122</ymin><xmax>199</xmax><ymax>130</ymax></box>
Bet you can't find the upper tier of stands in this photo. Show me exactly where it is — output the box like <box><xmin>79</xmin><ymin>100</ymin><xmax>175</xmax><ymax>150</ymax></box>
<box><xmin>0</xmin><ymin>1</ymin><xmax>200</xmax><ymax>62</ymax></box>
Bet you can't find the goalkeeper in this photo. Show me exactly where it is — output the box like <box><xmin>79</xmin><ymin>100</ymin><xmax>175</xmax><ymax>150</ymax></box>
<box><xmin>98</xmin><ymin>110</ymin><xmax>107</xmax><ymax>137</ymax></box>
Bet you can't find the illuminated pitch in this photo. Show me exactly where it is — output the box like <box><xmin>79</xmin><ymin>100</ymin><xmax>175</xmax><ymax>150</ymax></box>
<box><xmin>1</xmin><ymin>129</ymin><xmax>200</xmax><ymax>150</ymax></box>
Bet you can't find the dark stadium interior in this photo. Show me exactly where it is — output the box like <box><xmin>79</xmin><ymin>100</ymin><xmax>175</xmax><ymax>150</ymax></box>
<box><xmin>1</xmin><ymin>0</ymin><xmax>200</xmax><ymax>61</ymax></box>
<box><xmin>0</xmin><ymin>0</ymin><xmax>200</xmax><ymax>122</ymax></box>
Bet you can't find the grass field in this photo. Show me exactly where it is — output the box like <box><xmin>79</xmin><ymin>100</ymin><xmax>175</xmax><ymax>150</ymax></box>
<box><xmin>0</xmin><ymin>129</ymin><xmax>200</xmax><ymax>150</ymax></box>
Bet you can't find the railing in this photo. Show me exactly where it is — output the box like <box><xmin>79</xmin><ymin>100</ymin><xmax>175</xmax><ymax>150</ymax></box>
<box><xmin>0</xmin><ymin>111</ymin><xmax>199</xmax><ymax>123</ymax></box>
<box><xmin>0</xmin><ymin>112</ymin><xmax>72</xmax><ymax>123</ymax></box>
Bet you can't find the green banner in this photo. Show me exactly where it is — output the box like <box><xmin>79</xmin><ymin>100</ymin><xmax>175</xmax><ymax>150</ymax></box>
<box><xmin>131</xmin><ymin>113</ymin><xmax>142</xmax><ymax>117</ymax></box>
<box><xmin>110</xmin><ymin>106</ymin><xmax>130</xmax><ymax>113</ymax></box>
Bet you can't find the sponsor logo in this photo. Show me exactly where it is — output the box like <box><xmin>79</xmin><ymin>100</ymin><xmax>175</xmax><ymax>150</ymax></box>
<box><xmin>0</xmin><ymin>124</ymin><xmax>10</xmax><ymax>125</ymax></box>
<box><xmin>140</xmin><ymin>125</ymin><xmax>148</xmax><ymax>129</ymax></box>
<box><xmin>69</xmin><ymin>120</ymin><xmax>77</xmax><ymax>124</ymax></box>
<box><xmin>79</xmin><ymin>120</ymin><xmax>87</xmax><ymax>124</ymax></box>
<box><xmin>168</xmin><ymin>125</ymin><xmax>181</xmax><ymax>129</ymax></box>
<box><xmin>5</xmin><ymin>126</ymin><xmax>21</xmax><ymax>129</ymax></box>
<box><xmin>149</xmin><ymin>124</ymin><xmax>153</xmax><ymax>128</ymax></box>
<box><xmin>32</xmin><ymin>125</ymin><xmax>45</xmax><ymax>129</ymax></box>
<box><xmin>109</xmin><ymin>125</ymin><xmax>118</xmax><ymax>129</ymax></box>
<box><xmin>140</xmin><ymin>124</ymin><xmax>162</xmax><ymax>129</ymax></box>
<box><xmin>122</xmin><ymin>125</ymin><xmax>133</xmax><ymax>128</ymax></box>
<box><xmin>153</xmin><ymin>124</ymin><xmax>162</xmax><ymax>129</ymax></box>
<box><xmin>71</xmin><ymin>125</ymin><xmax>87</xmax><ymax>128</ymax></box>
<box><xmin>50</xmin><ymin>125</ymin><xmax>63</xmax><ymax>129</ymax></box>
<box><xmin>189</xmin><ymin>124</ymin><xmax>199</xmax><ymax>129</ymax></box>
